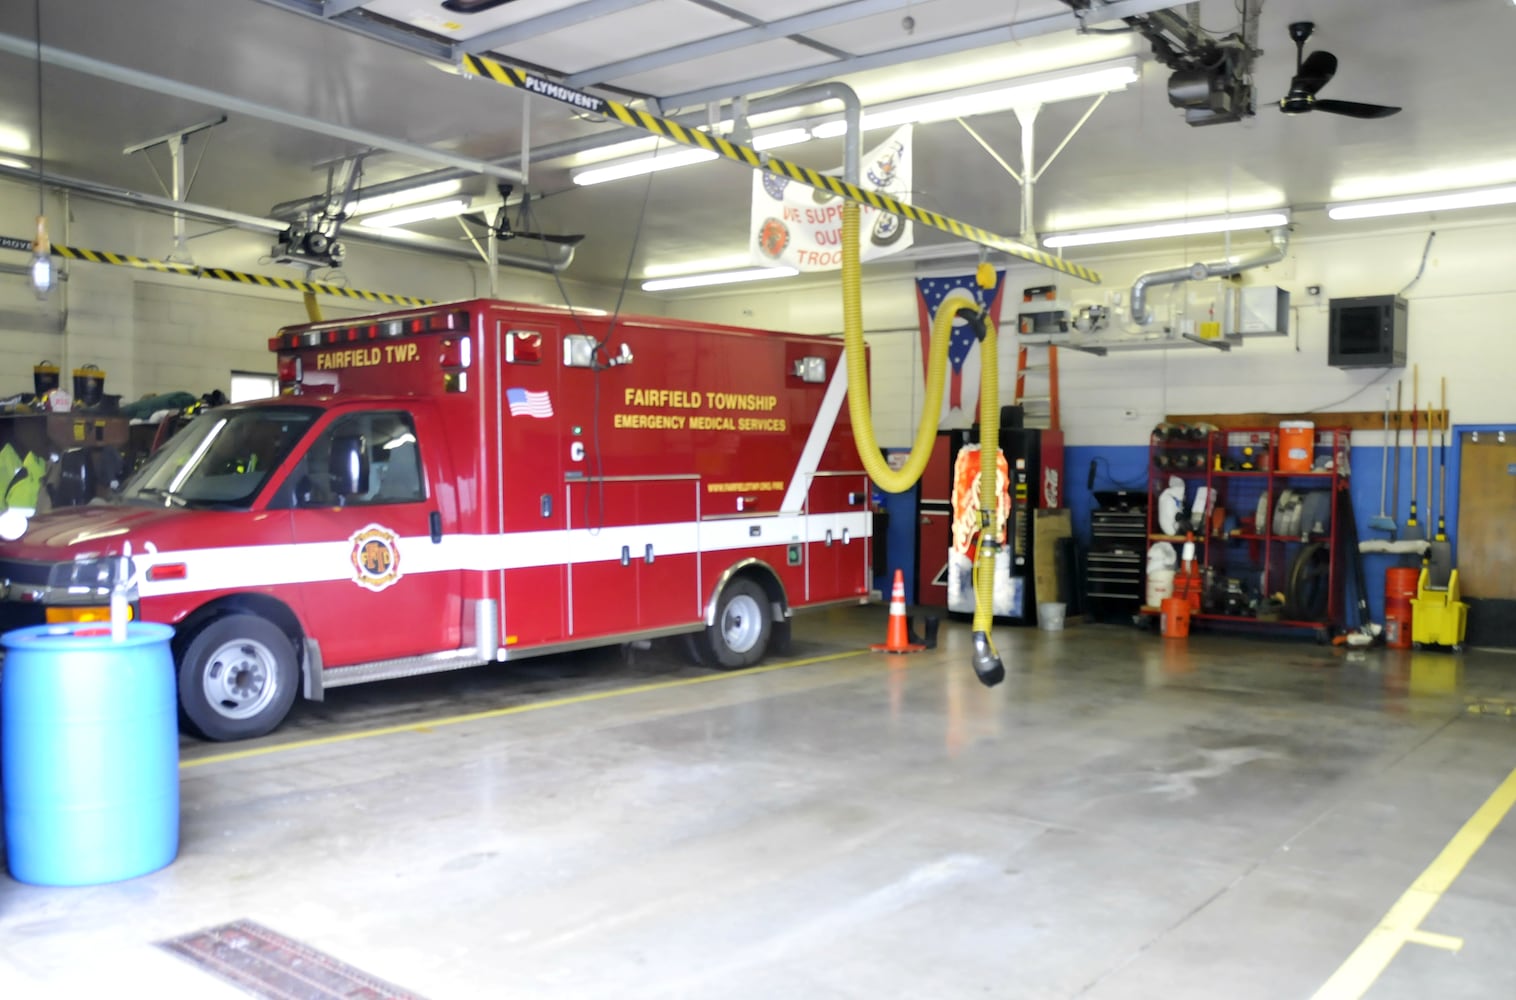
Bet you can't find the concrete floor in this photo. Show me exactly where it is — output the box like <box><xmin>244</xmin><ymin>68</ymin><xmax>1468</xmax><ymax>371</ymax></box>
<box><xmin>4</xmin><ymin>608</ymin><xmax>1516</xmax><ymax>999</ymax></box>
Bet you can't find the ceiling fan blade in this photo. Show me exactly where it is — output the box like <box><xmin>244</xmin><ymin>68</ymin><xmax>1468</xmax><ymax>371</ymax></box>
<box><xmin>1294</xmin><ymin>50</ymin><xmax>1338</xmax><ymax>96</ymax></box>
<box><xmin>461</xmin><ymin>213</ymin><xmax>491</xmax><ymax>227</ymax></box>
<box><xmin>513</xmin><ymin>231</ymin><xmax>586</xmax><ymax>246</ymax></box>
<box><xmin>1312</xmin><ymin>98</ymin><xmax>1401</xmax><ymax>119</ymax></box>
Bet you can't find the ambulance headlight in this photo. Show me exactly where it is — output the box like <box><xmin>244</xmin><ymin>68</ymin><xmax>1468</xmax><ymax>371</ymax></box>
<box><xmin>49</xmin><ymin>558</ymin><xmax>121</xmax><ymax>594</ymax></box>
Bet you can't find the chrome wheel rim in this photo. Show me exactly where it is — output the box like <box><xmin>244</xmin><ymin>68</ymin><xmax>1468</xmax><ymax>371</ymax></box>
<box><xmin>202</xmin><ymin>638</ymin><xmax>279</xmax><ymax>719</ymax></box>
<box><xmin>720</xmin><ymin>593</ymin><xmax>763</xmax><ymax>654</ymax></box>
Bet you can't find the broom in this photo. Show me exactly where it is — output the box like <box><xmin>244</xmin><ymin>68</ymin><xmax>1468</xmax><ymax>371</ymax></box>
<box><xmin>1369</xmin><ymin>386</ymin><xmax>1396</xmax><ymax>533</ymax></box>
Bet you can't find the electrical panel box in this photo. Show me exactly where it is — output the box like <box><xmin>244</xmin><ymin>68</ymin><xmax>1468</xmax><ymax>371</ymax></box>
<box><xmin>1329</xmin><ymin>295</ymin><xmax>1407</xmax><ymax>368</ymax></box>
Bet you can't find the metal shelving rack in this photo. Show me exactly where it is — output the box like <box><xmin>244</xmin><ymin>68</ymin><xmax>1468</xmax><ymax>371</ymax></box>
<box><xmin>1142</xmin><ymin>424</ymin><xmax>1351</xmax><ymax>638</ymax></box>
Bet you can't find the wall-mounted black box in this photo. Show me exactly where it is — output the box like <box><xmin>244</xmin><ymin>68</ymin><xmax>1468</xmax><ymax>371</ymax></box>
<box><xmin>1329</xmin><ymin>295</ymin><xmax>1407</xmax><ymax>368</ymax></box>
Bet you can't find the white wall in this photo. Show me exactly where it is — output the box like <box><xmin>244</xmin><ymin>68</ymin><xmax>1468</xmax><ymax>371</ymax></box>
<box><xmin>653</xmin><ymin>211</ymin><xmax>1516</xmax><ymax>446</ymax></box>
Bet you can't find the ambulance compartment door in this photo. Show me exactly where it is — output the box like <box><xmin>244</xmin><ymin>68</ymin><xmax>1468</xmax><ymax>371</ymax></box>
<box><xmin>805</xmin><ymin>472</ymin><xmax>872</xmax><ymax>602</ymax></box>
<box><xmin>566</xmin><ymin>476</ymin><xmax>701</xmax><ymax>638</ymax></box>
<box><xmin>284</xmin><ymin>407</ymin><xmax>462</xmax><ymax>666</ymax></box>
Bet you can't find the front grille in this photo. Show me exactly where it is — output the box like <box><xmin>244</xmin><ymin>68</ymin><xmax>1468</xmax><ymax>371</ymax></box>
<box><xmin>0</xmin><ymin>558</ymin><xmax>54</xmax><ymax>588</ymax></box>
<box><xmin>0</xmin><ymin>602</ymin><xmax>46</xmax><ymax>635</ymax></box>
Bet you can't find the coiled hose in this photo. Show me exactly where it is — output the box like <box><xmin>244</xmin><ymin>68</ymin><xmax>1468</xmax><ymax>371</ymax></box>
<box><xmin>839</xmin><ymin>202</ymin><xmax>1005</xmax><ymax>685</ymax></box>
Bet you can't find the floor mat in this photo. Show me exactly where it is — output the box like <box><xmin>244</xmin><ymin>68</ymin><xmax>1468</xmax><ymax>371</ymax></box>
<box><xmin>157</xmin><ymin>919</ymin><xmax>425</xmax><ymax>999</ymax></box>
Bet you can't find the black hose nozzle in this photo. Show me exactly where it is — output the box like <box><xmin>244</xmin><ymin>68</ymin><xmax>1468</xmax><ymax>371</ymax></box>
<box><xmin>971</xmin><ymin>631</ymin><xmax>1004</xmax><ymax>687</ymax></box>
<box><xmin>954</xmin><ymin>305</ymin><xmax>988</xmax><ymax>341</ymax></box>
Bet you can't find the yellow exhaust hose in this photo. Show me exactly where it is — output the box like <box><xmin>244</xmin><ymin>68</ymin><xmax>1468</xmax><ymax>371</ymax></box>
<box><xmin>840</xmin><ymin>204</ymin><xmax>952</xmax><ymax>493</ymax></box>
<box><xmin>839</xmin><ymin>202</ymin><xmax>1005</xmax><ymax>685</ymax></box>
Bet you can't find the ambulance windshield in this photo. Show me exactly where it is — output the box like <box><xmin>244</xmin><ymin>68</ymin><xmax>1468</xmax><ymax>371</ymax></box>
<box><xmin>120</xmin><ymin>406</ymin><xmax>318</xmax><ymax>508</ymax></box>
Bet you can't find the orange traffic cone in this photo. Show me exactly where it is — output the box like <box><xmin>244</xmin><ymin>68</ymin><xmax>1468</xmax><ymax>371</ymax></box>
<box><xmin>872</xmin><ymin>569</ymin><xmax>926</xmax><ymax>653</ymax></box>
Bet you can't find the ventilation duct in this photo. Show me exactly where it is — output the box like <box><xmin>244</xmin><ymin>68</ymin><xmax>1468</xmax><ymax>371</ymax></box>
<box><xmin>1129</xmin><ymin>227</ymin><xmax>1290</xmax><ymax>325</ymax></box>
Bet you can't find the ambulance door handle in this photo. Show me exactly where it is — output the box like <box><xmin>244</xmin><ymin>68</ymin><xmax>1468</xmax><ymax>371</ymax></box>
<box><xmin>644</xmin><ymin>544</ymin><xmax>654</xmax><ymax>565</ymax></box>
<box><xmin>621</xmin><ymin>545</ymin><xmax>630</xmax><ymax>567</ymax></box>
<box><xmin>429</xmin><ymin>511</ymin><xmax>442</xmax><ymax>544</ymax></box>
<box><xmin>540</xmin><ymin>494</ymin><xmax>552</xmax><ymax>519</ymax></box>
<box><xmin>842</xmin><ymin>528</ymin><xmax>851</xmax><ymax>545</ymax></box>
<box><xmin>824</xmin><ymin>530</ymin><xmax>833</xmax><ymax>547</ymax></box>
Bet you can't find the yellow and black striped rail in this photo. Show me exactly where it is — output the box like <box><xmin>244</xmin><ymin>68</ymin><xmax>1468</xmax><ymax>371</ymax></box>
<box><xmin>0</xmin><ymin>235</ymin><xmax>433</xmax><ymax>307</ymax></box>
<box><xmin>459</xmin><ymin>54</ymin><xmax>1101</xmax><ymax>285</ymax></box>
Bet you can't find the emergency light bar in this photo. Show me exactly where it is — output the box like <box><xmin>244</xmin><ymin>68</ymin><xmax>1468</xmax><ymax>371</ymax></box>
<box><xmin>267</xmin><ymin>309</ymin><xmax>470</xmax><ymax>352</ymax></box>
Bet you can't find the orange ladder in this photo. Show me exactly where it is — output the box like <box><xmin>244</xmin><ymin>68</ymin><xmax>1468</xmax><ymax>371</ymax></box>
<box><xmin>1013</xmin><ymin>342</ymin><xmax>1060</xmax><ymax>431</ymax></box>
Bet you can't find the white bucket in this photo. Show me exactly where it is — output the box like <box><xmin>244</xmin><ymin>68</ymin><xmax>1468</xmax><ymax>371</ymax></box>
<box><xmin>1037</xmin><ymin>602</ymin><xmax>1066</xmax><ymax>631</ymax></box>
<box><xmin>1146</xmin><ymin>570</ymin><xmax>1176</xmax><ymax>608</ymax></box>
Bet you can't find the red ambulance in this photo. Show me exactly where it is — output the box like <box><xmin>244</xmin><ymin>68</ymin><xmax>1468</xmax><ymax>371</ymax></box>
<box><xmin>0</xmin><ymin>300</ymin><xmax>873</xmax><ymax>740</ymax></box>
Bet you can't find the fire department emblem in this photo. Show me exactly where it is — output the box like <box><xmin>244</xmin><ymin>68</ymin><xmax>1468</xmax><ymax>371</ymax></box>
<box><xmin>349</xmin><ymin>524</ymin><xmax>402</xmax><ymax>593</ymax></box>
<box><xmin>757</xmin><ymin>217</ymin><xmax>790</xmax><ymax>259</ymax></box>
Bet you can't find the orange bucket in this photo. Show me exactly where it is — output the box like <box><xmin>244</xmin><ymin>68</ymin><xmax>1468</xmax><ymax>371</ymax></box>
<box><xmin>1160</xmin><ymin>596</ymin><xmax>1191</xmax><ymax>639</ymax></box>
<box><xmin>1278</xmin><ymin>421</ymin><xmax>1315</xmax><ymax>472</ymax></box>
<box><xmin>1384</xmin><ymin>566</ymin><xmax>1419</xmax><ymax>649</ymax></box>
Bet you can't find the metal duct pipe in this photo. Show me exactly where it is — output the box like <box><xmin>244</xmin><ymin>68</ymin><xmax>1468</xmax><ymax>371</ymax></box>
<box><xmin>1129</xmin><ymin>227</ymin><xmax>1291</xmax><ymax>325</ymax></box>
<box><xmin>0</xmin><ymin>165</ymin><xmax>573</xmax><ymax>273</ymax></box>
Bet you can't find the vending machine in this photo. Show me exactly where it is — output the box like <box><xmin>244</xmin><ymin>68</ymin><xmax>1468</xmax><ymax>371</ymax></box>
<box><xmin>917</xmin><ymin>420</ymin><xmax>1043</xmax><ymax>623</ymax></box>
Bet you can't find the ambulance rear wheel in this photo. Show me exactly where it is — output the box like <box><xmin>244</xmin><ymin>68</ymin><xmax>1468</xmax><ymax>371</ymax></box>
<box><xmin>178</xmin><ymin>614</ymin><xmax>299</xmax><ymax>741</ymax></box>
<box><xmin>700</xmin><ymin>578</ymin><xmax>772</xmax><ymax>670</ymax></box>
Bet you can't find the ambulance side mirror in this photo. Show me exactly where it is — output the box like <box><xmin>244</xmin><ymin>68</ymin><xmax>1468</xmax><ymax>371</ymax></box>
<box><xmin>328</xmin><ymin>433</ymin><xmax>370</xmax><ymax>497</ymax></box>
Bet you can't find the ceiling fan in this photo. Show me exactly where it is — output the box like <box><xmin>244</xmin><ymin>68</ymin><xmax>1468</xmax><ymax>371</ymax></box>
<box><xmin>1276</xmin><ymin>21</ymin><xmax>1400</xmax><ymax>119</ymax></box>
<box><xmin>464</xmin><ymin>184</ymin><xmax>585</xmax><ymax>246</ymax></box>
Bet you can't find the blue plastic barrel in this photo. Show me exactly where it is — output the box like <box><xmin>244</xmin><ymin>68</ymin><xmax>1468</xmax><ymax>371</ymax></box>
<box><xmin>3</xmin><ymin>621</ymin><xmax>178</xmax><ymax>885</ymax></box>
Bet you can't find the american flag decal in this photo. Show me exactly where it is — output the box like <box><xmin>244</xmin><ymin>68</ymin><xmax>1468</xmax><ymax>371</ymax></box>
<box><xmin>506</xmin><ymin>387</ymin><xmax>554</xmax><ymax>419</ymax></box>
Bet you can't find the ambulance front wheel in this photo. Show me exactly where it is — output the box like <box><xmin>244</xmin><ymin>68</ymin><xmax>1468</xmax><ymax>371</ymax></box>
<box><xmin>700</xmin><ymin>578</ymin><xmax>773</xmax><ymax>670</ymax></box>
<box><xmin>178</xmin><ymin>613</ymin><xmax>300</xmax><ymax>741</ymax></box>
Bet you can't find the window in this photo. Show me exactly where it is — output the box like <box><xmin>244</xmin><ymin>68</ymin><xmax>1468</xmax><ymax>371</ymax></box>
<box><xmin>230</xmin><ymin>371</ymin><xmax>277</xmax><ymax>402</ymax></box>
<box><xmin>291</xmin><ymin>411</ymin><xmax>425</xmax><ymax>509</ymax></box>
<box><xmin>120</xmin><ymin>406</ymin><xmax>318</xmax><ymax>509</ymax></box>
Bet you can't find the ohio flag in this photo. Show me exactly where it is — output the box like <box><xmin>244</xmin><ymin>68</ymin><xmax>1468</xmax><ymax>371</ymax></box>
<box><xmin>506</xmin><ymin>387</ymin><xmax>554</xmax><ymax>419</ymax></box>
<box><xmin>915</xmin><ymin>270</ymin><xmax>1006</xmax><ymax>429</ymax></box>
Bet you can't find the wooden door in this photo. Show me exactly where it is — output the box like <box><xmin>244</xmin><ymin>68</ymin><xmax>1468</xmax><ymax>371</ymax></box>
<box><xmin>1457</xmin><ymin>431</ymin><xmax>1516</xmax><ymax>598</ymax></box>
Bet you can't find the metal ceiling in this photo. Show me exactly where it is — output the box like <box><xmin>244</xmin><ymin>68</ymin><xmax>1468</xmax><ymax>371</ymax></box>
<box><xmin>0</xmin><ymin>0</ymin><xmax>1512</xmax><ymax>292</ymax></box>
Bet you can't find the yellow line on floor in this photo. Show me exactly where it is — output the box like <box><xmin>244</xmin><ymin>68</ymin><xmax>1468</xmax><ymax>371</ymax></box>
<box><xmin>180</xmin><ymin>648</ymin><xmax>872</xmax><ymax>770</ymax></box>
<box><xmin>1403</xmin><ymin>930</ymin><xmax>1463</xmax><ymax>952</ymax></box>
<box><xmin>1312</xmin><ymin>765</ymin><xmax>1516</xmax><ymax>999</ymax></box>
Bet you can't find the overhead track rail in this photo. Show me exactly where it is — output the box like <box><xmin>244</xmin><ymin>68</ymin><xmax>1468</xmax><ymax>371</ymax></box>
<box><xmin>0</xmin><ymin>163</ymin><xmax>574</xmax><ymax>274</ymax></box>
<box><xmin>0</xmin><ymin>33</ymin><xmax>524</xmax><ymax>186</ymax></box>
<box><xmin>458</xmin><ymin>53</ymin><xmax>1101</xmax><ymax>283</ymax></box>
<box><xmin>0</xmin><ymin>234</ymin><xmax>432</xmax><ymax>307</ymax></box>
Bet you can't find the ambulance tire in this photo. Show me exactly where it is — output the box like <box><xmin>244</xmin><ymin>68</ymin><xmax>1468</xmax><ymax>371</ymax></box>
<box><xmin>700</xmin><ymin>578</ymin><xmax>773</xmax><ymax>670</ymax></box>
<box><xmin>178</xmin><ymin>614</ymin><xmax>300</xmax><ymax>742</ymax></box>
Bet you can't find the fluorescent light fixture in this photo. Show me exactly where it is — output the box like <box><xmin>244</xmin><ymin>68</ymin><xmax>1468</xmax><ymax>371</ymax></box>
<box><xmin>1041</xmin><ymin>210</ymin><xmax>1291</xmax><ymax>248</ymax></box>
<box><xmin>752</xmin><ymin>128</ymin><xmax>811</xmax><ymax>151</ymax></box>
<box><xmin>358</xmin><ymin>197</ymin><xmax>471</xmax><ymax>228</ymax></box>
<box><xmin>813</xmin><ymin>58</ymin><xmax>1141</xmax><ymax>137</ymax></box>
<box><xmin>1327</xmin><ymin>185</ymin><xmax>1516</xmax><ymax>221</ymax></box>
<box><xmin>572</xmin><ymin>128</ymin><xmax>805</xmax><ymax>185</ymax></box>
<box><xmin>642</xmin><ymin>266</ymin><xmax>798</xmax><ymax>291</ymax></box>
<box><xmin>642</xmin><ymin>254</ymin><xmax>755</xmax><ymax>279</ymax></box>
<box><xmin>573</xmin><ymin>147</ymin><xmax>718</xmax><ymax>186</ymax></box>
<box><xmin>346</xmin><ymin>179</ymin><xmax>463</xmax><ymax>218</ymax></box>
<box><xmin>0</xmin><ymin>124</ymin><xmax>29</xmax><ymax>153</ymax></box>
<box><xmin>577</xmin><ymin>58</ymin><xmax>1138</xmax><ymax>184</ymax></box>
